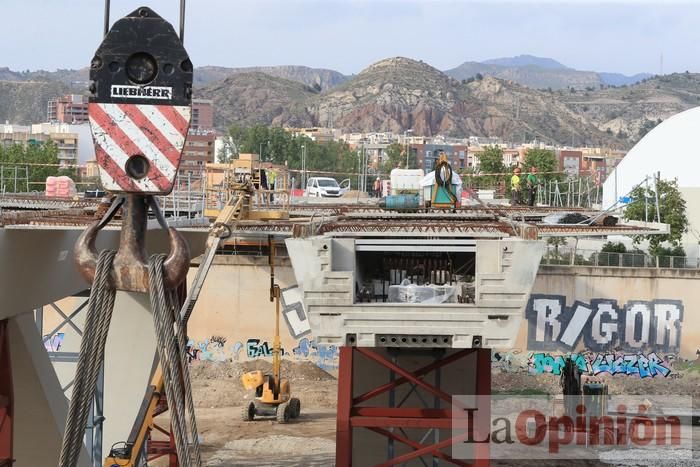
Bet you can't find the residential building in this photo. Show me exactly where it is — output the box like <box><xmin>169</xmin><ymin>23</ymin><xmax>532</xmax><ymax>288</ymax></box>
<box><xmin>558</xmin><ymin>150</ymin><xmax>583</xmax><ymax>177</ymax></box>
<box><xmin>191</xmin><ymin>99</ymin><xmax>214</xmax><ymax>131</ymax></box>
<box><xmin>289</xmin><ymin>127</ymin><xmax>342</xmax><ymax>143</ymax></box>
<box><xmin>31</xmin><ymin>123</ymin><xmax>79</xmax><ymax>168</ymax></box>
<box><xmin>47</xmin><ymin>94</ymin><xmax>89</xmax><ymax>124</ymax></box>
<box><xmin>1</xmin><ymin>124</ymin><xmax>31</xmax><ymax>147</ymax></box>
<box><xmin>1</xmin><ymin>123</ymin><xmax>81</xmax><ymax>168</ymax></box>
<box><xmin>412</xmin><ymin>143</ymin><xmax>468</xmax><ymax>171</ymax></box>
<box><xmin>180</xmin><ymin>129</ymin><xmax>216</xmax><ymax>175</ymax></box>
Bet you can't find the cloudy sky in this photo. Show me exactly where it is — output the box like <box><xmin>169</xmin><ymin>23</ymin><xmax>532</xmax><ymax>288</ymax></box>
<box><xmin>2</xmin><ymin>0</ymin><xmax>698</xmax><ymax>75</ymax></box>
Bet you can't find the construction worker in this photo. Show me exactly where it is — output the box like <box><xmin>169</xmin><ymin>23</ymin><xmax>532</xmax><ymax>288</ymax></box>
<box><xmin>373</xmin><ymin>177</ymin><xmax>381</xmax><ymax>197</ymax></box>
<box><xmin>510</xmin><ymin>167</ymin><xmax>522</xmax><ymax>205</ymax></box>
<box><xmin>526</xmin><ymin>166</ymin><xmax>539</xmax><ymax>206</ymax></box>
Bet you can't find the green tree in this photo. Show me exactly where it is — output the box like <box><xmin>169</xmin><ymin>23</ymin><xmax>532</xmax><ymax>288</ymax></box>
<box><xmin>601</xmin><ymin>241</ymin><xmax>627</xmax><ymax>253</ymax></box>
<box><xmin>523</xmin><ymin>148</ymin><xmax>558</xmax><ymax>180</ymax></box>
<box><xmin>0</xmin><ymin>142</ymin><xmax>61</xmax><ymax>192</ymax></box>
<box><xmin>381</xmin><ymin>143</ymin><xmax>404</xmax><ymax>173</ymax></box>
<box><xmin>476</xmin><ymin>146</ymin><xmax>505</xmax><ymax>189</ymax></box>
<box><xmin>624</xmin><ymin>178</ymin><xmax>688</xmax><ymax>255</ymax></box>
<box><xmin>477</xmin><ymin>146</ymin><xmax>505</xmax><ymax>174</ymax></box>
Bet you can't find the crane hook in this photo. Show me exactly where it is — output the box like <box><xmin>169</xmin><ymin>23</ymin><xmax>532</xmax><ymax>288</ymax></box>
<box><xmin>75</xmin><ymin>194</ymin><xmax>190</xmax><ymax>292</ymax></box>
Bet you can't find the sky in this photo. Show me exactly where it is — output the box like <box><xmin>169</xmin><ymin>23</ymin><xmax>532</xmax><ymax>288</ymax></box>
<box><xmin>2</xmin><ymin>0</ymin><xmax>700</xmax><ymax>76</ymax></box>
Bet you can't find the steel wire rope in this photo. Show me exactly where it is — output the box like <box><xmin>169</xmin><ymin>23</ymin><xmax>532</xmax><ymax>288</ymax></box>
<box><xmin>58</xmin><ymin>249</ymin><xmax>117</xmax><ymax>467</ymax></box>
<box><xmin>168</xmin><ymin>288</ymin><xmax>202</xmax><ymax>465</ymax></box>
<box><xmin>149</xmin><ymin>254</ymin><xmax>202</xmax><ymax>467</ymax></box>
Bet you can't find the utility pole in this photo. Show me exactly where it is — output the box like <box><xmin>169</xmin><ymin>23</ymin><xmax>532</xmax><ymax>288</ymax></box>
<box><xmin>301</xmin><ymin>144</ymin><xmax>306</xmax><ymax>190</ymax></box>
<box><xmin>404</xmin><ymin>129</ymin><xmax>413</xmax><ymax>169</ymax></box>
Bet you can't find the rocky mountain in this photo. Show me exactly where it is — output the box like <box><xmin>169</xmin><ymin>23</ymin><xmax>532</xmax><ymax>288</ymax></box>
<box><xmin>196</xmin><ymin>57</ymin><xmax>700</xmax><ymax>149</ymax></box>
<box><xmin>311</xmin><ymin>57</ymin><xmax>617</xmax><ymax>146</ymax></box>
<box><xmin>598</xmin><ymin>72</ymin><xmax>654</xmax><ymax>87</ymax></box>
<box><xmin>445</xmin><ymin>55</ymin><xmax>651</xmax><ymax>90</ymax></box>
<box><xmin>1</xmin><ymin>58</ymin><xmax>696</xmax><ymax>149</ymax></box>
<box><xmin>560</xmin><ymin>71</ymin><xmax>700</xmax><ymax>140</ymax></box>
<box><xmin>194</xmin><ymin>65</ymin><xmax>348</xmax><ymax>90</ymax></box>
<box><xmin>0</xmin><ymin>80</ymin><xmax>72</xmax><ymax>124</ymax></box>
<box><xmin>444</xmin><ymin>61</ymin><xmax>602</xmax><ymax>91</ymax></box>
<box><xmin>482</xmin><ymin>55</ymin><xmax>568</xmax><ymax>70</ymax></box>
<box><xmin>196</xmin><ymin>72</ymin><xmax>315</xmax><ymax>128</ymax></box>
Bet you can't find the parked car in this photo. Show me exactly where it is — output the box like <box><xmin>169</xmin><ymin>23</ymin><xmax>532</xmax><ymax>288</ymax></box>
<box><xmin>305</xmin><ymin>177</ymin><xmax>344</xmax><ymax>197</ymax></box>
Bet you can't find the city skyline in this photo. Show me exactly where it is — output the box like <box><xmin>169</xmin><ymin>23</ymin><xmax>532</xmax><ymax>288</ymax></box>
<box><xmin>2</xmin><ymin>1</ymin><xmax>699</xmax><ymax>76</ymax></box>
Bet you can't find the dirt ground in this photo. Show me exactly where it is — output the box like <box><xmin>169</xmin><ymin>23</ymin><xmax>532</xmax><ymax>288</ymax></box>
<box><xmin>189</xmin><ymin>360</ymin><xmax>337</xmax><ymax>466</ymax></box>
<box><xmin>182</xmin><ymin>361</ymin><xmax>700</xmax><ymax>466</ymax></box>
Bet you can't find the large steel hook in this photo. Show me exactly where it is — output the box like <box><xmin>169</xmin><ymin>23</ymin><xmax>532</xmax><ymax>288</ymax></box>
<box><xmin>75</xmin><ymin>194</ymin><xmax>190</xmax><ymax>292</ymax></box>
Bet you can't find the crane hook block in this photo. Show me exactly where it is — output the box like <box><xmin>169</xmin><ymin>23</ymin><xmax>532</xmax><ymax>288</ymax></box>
<box><xmin>88</xmin><ymin>6</ymin><xmax>193</xmax><ymax>195</ymax></box>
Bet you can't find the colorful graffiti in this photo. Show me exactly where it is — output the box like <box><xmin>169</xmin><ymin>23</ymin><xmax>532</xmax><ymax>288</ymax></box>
<box><xmin>292</xmin><ymin>337</ymin><xmax>339</xmax><ymax>371</ymax></box>
<box><xmin>528</xmin><ymin>351</ymin><xmax>672</xmax><ymax>378</ymax></box>
<box><xmin>246</xmin><ymin>338</ymin><xmax>285</xmax><ymax>358</ymax></box>
<box><xmin>43</xmin><ymin>332</ymin><xmax>65</xmax><ymax>352</ymax></box>
<box><xmin>526</xmin><ymin>295</ymin><xmax>683</xmax><ymax>353</ymax></box>
<box><xmin>185</xmin><ymin>335</ymin><xmax>339</xmax><ymax>369</ymax></box>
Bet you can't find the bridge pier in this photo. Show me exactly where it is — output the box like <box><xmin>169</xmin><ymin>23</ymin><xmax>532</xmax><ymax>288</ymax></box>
<box><xmin>336</xmin><ymin>347</ymin><xmax>491</xmax><ymax>467</ymax></box>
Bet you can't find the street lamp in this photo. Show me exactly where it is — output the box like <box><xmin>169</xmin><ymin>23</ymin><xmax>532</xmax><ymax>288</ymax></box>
<box><xmin>404</xmin><ymin>129</ymin><xmax>413</xmax><ymax>169</ymax></box>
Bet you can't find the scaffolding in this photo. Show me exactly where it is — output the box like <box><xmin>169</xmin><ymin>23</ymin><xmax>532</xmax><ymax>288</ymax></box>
<box><xmin>0</xmin><ymin>166</ymin><xmax>30</xmax><ymax>194</ymax></box>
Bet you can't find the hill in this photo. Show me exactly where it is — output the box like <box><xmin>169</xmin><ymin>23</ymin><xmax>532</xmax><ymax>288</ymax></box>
<box><xmin>0</xmin><ymin>80</ymin><xmax>72</xmax><ymax>124</ymax></box>
<box><xmin>196</xmin><ymin>72</ymin><xmax>315</xmax><ymax>128</ymax></box>
<box><xmin>560</xmin><ymin>72</ymin><xmax>700</xmax><ymax>140</ymax></box>
<box><xmin>445</xmin><ymin>55</ymin><xmax>651</xmax><ymax>90</ymax></box>
<box><xmin>194</xmin><ymin>65</ymin><xmax>347</xmax><ymax>90</ymax></box>
<box><xmin>482</xmin><ymin>55</ymin><xmax>568</xmax><ymax>70</ymax></box>
<box><xmin>197</xmin><ymin>57</ymin><xmax>622</xmax><ymax>147</ymax></box>
<box><xmin>444</xmin><ymin>61</ymin><xmax>602</xmax><ymax>90</ymax></box>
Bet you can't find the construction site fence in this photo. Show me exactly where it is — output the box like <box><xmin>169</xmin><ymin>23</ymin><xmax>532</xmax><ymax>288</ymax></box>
<box><xmin>543</xmin><ymin>246</ymin><xmax>698</xmax><ymax>269</ymax></box>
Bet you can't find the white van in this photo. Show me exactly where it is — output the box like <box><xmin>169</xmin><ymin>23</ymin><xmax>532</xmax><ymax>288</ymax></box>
<box><xmin>305</xmin><ymin>177</ymin><xmax>348</xmax><ymax>197</ymax></box>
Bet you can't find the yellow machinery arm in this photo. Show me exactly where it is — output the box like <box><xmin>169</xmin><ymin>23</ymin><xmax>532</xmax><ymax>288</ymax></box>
<box><xmin>103</xmin><ymin>366</ymin><xmax>164</xmax><ymax>466</ymax></box>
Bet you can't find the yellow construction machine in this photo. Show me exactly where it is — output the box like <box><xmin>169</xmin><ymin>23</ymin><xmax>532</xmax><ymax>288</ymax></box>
<box><xmin>240</xmin><ymin>236</ymin><xmax>300</xmax><ymax>423</ymax></box>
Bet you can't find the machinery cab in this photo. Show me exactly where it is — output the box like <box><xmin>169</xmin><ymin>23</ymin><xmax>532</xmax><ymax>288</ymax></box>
<box><xmin>241</xmin><ymin>370</ymin><xmax>291</xmax><ymax>404</ymax></box>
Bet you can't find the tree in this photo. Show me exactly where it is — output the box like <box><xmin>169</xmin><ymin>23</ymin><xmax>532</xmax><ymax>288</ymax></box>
<box><xmin>478</xmin><ymin>146</ymin><xmax>505</xmax><ymax>174</ymax></box>
<box><xmin>601</xmin><ymin>241</ymin><xmax>627</xmax><ymax>253</ymax></box>
<box><xmin>476</xmin><ymin>146</ymin><xmax>506</xmax><ymax>189</ymax></box>
<box><xmin>381</xmin><ymin>143</ymin><xmax>404</xmax><ymax>173</ymax></box>
<box><xmin>624</xmin><ymin>178</ymin><xmax>688</xmax><ymax>255</ymax></box>
<box><xmin>0</xmin><ymin>142</ymin><xmax>61</xmax><ymax>192</ymax></box>
<box><xmin>523</xmin><ymin>148</ymin><xmax>558</xmax><ymax>180</ymax></box>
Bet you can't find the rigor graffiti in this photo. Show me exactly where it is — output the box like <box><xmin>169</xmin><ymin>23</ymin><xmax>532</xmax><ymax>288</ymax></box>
<box><xmin>528</xmin><ymin>352</ymin><xmax>672</xmax><ymax>378</ymax></box>
<box><xmin>526</xmin><ymin>295</ymin><xmax>683</xmax><ymax>353</ymax></box>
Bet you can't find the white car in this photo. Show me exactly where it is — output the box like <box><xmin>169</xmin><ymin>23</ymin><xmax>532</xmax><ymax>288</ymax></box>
<box><xmin>305</xmin><ymin>177</ymin><xmax>348</xmax><ymax>197</ymax></box>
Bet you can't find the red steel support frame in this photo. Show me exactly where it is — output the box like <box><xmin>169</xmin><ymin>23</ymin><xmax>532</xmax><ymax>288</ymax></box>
<box><xmin>0</xmin><ymin>320</ymin><xmax>13</xmax><ymax>466</ymax></box>
<box><xmin>335</xmin><ymin>347</ymin><xmax>491</xmax><ymax>467</ymax></box>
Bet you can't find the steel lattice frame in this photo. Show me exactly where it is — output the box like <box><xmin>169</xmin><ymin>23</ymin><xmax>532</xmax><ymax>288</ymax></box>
<box><xmin>336</xmin><ymin>347</ymin><xmax>491</xmax><ymax>467</ymax></box>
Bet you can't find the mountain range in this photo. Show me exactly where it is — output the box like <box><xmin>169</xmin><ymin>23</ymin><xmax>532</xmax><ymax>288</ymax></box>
<box><xmin>1</xmin><ymin>55</ymin><xmax>692</xmax><ymax>149</ymax></box>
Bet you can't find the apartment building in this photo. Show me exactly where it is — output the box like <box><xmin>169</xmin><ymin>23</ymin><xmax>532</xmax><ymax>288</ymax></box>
<box><xmin>47</xmin><ymin>94</ymin><xmax>89</xmax><ymax>124</ymax></box>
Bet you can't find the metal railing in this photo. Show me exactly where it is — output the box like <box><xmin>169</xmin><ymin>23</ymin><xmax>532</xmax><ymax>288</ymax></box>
<box><xmin>543</xmin><ymin>246</ymin><xmax>699</xmax><ymax>269</ymax></box>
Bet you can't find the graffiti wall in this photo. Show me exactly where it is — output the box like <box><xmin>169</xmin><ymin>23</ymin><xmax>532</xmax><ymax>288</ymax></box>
<box><xmin>525</xmin><ymin>295</ymin><xmax>683</xmax><ymax>353</ymax></box>
<box><xmin>183</xmin><ymin>260</ymin><xmax>339</xmax><ymax>370</ymax></box>
<box><xmin>528</xmin><ymin>351</ymin><xmax>672</xmax><ymax>378</ymax></box>
<box><xmin>512</xmin><ymin>266</ymin><xmax>700</xmax><ymax>379</ymax></box>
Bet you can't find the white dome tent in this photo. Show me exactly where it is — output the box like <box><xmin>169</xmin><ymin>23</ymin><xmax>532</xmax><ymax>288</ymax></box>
<box><xmin>603</xmin><ymin>106</ymin><xmax>700</xmax><ymax>249</ymax></box>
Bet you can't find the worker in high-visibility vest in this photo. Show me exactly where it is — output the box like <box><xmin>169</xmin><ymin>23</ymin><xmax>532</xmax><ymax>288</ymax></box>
<box><xmin>510</xmin><ymin>167</ymin><xmax>522</xmax><ymax>205</ymax></box>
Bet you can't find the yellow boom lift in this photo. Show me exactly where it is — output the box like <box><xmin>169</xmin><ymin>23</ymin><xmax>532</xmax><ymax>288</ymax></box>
<box><xmin>240</xmin><ymin>236</ymin><xmax>301</xmax><ymax>423</ymax></box>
